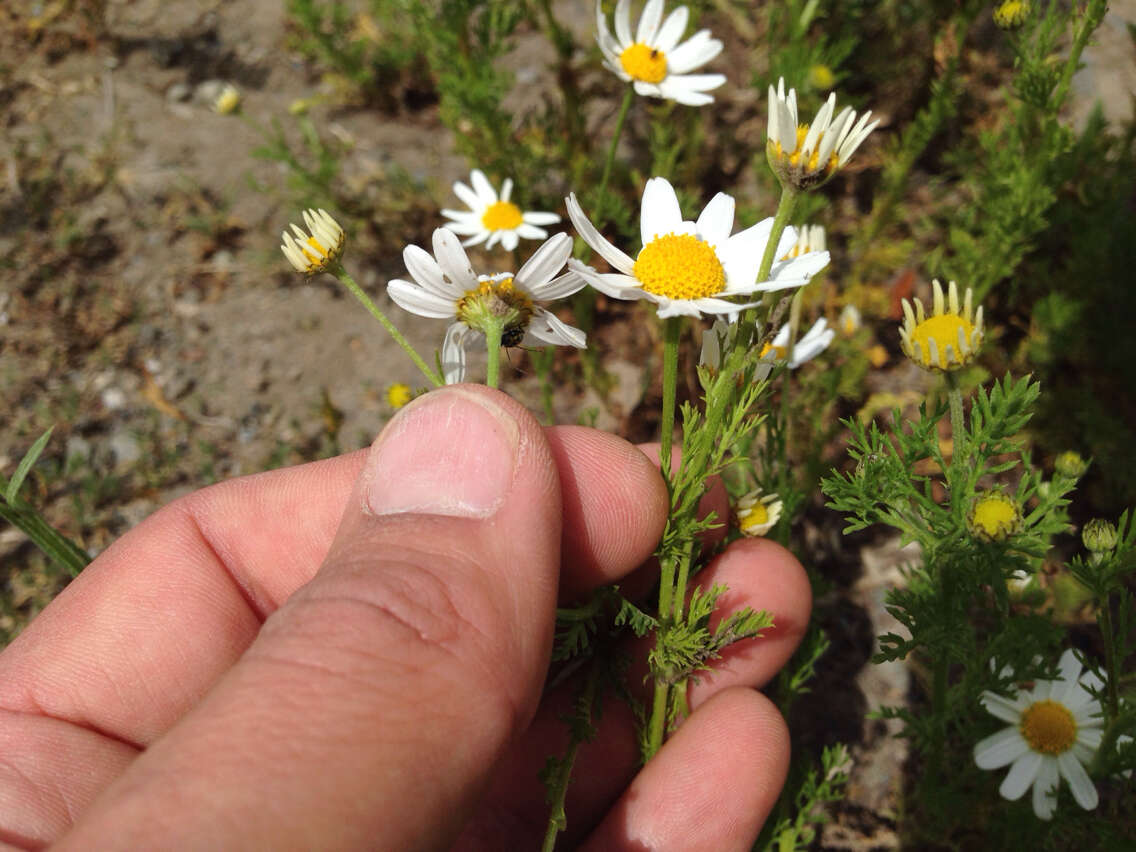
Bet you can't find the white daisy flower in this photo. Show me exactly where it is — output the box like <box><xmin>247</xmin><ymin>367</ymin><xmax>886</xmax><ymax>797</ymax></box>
<box><xmin>767</xmin><ymin>77</ymin><xmax>879</xmax><ymax>190</ymax></box>
<box><xmin>762</xmin><ymin>318</ymin><xmax>834</xmax><ymax>369</ymax></box>
<box><xmin>735</xmin><ymin>489</ymin><xmax>783</xmax><ymax>537</ymax></box>
<box><xmin>386</xmin><ymin>229</ymin><xmax>586</xmax><ymax>384</ymax></box>
<box><xmin>595</xmin><ymin>0</ymin><xmax>726</xmax><ymax>106</ymax></box>
<box><xmin>973</xmin><ymin>649</ymin><xmax>1105</xmax><ymax>820</ymax></box>
<box><xmin>566</xmin><ymin>177</ymin><xmax>829</xmax><ymax>319</ymax></box>
<box><xmin>839</xmin><ymin>304</ymin><xmax>861</xmax><ymax>335</ymax></box>
<box><xmin>441</xmin><ymin>169</ymin><xmax>561</xmax><ymax>252</ymax></box>
<box><xmin>280</xmin><ymin>208</ymin><xmax>345</xmax><ymax>275</ymax></box>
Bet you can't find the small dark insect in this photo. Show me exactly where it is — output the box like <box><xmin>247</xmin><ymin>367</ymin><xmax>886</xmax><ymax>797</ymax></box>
<box><xmin>650</xmin><ymin>48</ymin><xmax>660</xmax><ymax>59</ymax></box>
<box><xmin>501</xmin><ymin>326</ymin><xmax>526</xmax><ymax>348</ymax></box>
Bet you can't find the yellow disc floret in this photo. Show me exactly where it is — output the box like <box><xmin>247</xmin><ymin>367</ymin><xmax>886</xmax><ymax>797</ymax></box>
<box><xmin>739</xmin><ymin>503</ymin><xmax>768</xmax><ymax>532</ymax></box>
<box><xmin>968</xmin><ymin>492</ymin><xmax>1021</xmax><ymax>542</ymax></box>
<box><xmin>456</xmin><ymin>275</ymin><xmax>535</xmax><ymax>341</ymax></box>
<box><xmin>620</xmin><ymin>43</ymin><xmax>668</xmax><ymax>84</ymax></box>
<box><xmin>633</xmin><ymin>233</ymin><xmax>726</xmax><ymax>301</ymax></box>
<box><xmin>481</xmin><ymin>200</ymin><xmax>524</xmax><ymax>231</ymax></box>
<box><xmin>911</xmin><ymin>314</ymin><xmax>975</xmax><ymax>369</ymax></box>
<box><xmin>386</xmin><ymin>383</ymin><xmax>413</xmax><ymax>409</ymax></box>
<box><xmin>1019</xmin><ymin>700</ymin><xmax>1077</xmax><ymax>755</ymax></box>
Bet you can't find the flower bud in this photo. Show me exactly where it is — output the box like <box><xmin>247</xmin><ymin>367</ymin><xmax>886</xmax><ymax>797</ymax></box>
<box><xmin>968</xmin><ymin>491</ymin><xmax>1021</xmax><ymax>543</ymax></box>
<box><xmin>1082</xmin><ymin>519</ymin><xmax>1118</xmax><ymax>555</ymax></box>
<box><xmin>1054</xmin><ymin>451</ymin><xmax>1088</xmax><ymax>479</ymax></box>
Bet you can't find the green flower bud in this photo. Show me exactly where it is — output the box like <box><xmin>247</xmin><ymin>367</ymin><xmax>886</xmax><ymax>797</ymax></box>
<box><xmin>1082</xmin><ymin>518</ymin><xmax>1118</xmax><ymax>555</ymax></box>
<box><xmin>1054</xmin><ymin>451</ymin><xmax>1088</xmax><ymax>479</ymax></box>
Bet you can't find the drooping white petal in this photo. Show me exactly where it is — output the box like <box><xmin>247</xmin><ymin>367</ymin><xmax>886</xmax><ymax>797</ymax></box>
<box><xmin>566</xmin><ymin>194</ymin><xmax>636</xmax><ymax>274</ymax></box>
<box><xmin>441</xmin><ymin>322</ymin><xmax>472</xmax><ymax>385</ymax></box>
<box><xmin>640</xmin><ymin>177</ymin><xmax>684</xmax><ymax>246</ymax></box>
<box><xmin>536</xmin><ymin>270</ymin><xmax>589</xmax><ymax>300</ymax></box>
<box><xmin>526</xmin><ymin>308</ymin><xmax>586</xmax><ymax>348</ymax></box>
<box><xmin>566</xmin><ymin>260</ymin><xmax>643</xmax><ymax>300</ymax></box>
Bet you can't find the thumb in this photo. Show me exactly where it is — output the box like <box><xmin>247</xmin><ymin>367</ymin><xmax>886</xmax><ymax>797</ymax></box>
<box><xmin>59</xmin><ymin>386</ymin><xmax>563</xmax><ymax>851</ymax></box>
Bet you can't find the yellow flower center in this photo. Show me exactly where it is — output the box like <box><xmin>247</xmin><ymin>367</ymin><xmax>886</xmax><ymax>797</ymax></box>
<box><xmin>770</xmin><ymin>125</ymin><xmax>840</xmax><ymax>175</ymax></box>
<box><xmin>911</xmin><ymin>314</ymin><xmax>975</xmax><ymax>369</ymax></box>
<box><xmin>971</xmin><ymin>494</ymin><xmax>1018</xmax><ymax>540</ymax></box>
<box><xmin>456</xmin><ymin>276</ymin><xmax>535</xmax><ymax>339</ymax></box>
<box><xmin>808</xmin><ymin>63</ymin><xmax>835</xmax><ymax>90</ymax></box>
<box><xmin>481</xmin><ymin>200</ymin><xmax>524</xmax><ymax>231</ymax></box>
<box><xmin>1019</xmin><ymin>700</ymin><xmax>1077</xmax><ymax>755</ymax></box>
<box><xmin>303</xmin><ymin>236</ymin><xmax>332</xmax><ymax>265</ymax></box>
<box><xmin>386</xmin><ymin>383</ymin><xmax>412</xmax><ymax>409</ymax></box>
<box><xmin>740</xmin><ymin>503</ymin><xmax>769</xmax><ymax>532</ymax></box>
<box><xmin>620</xmin><ymin>42</ymin><xmax>668</xmax><ymax>84</ymax></box>
<box><xmin>633</xmin><ymin>233</ymin><xmax>726</xmax><ymax>301</ymax></box>
<box><xmin>759</xmin><ymin>342</ymin><xmax>788</xmax><ymax>361</ymax></box>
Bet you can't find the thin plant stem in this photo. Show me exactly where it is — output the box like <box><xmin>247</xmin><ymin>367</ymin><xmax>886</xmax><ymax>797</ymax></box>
<box><xmin>540</xmin><ymin>661</ymin><xmax>601</xmax><ymax>852</ymax></box>
<box><xmin>659</xmin><ymin>317</ymin><xmax>681</xmax><ymax>483</ymax></box>
<box><xmin>485</xmin><ymin>321</ymin><xmax>504</xmax><ymax>389</ymax></box>
<box><xmin>1099</xmin><ymin>590</ymin><xmax>1121</xmax><ymax>720</ymax></box>
<box><xmin>646</xmin><ymin>671</ymin><xmax>670</xmax><ymax>762</ymax></box>
<box><xmin>332</xmin><ymin>265</ymin><xmax>443</xmax><ymax>387</ymax></box>
<box><xmin>596</xmin><ymin>86</ymin><xmax>635</xmax><ymax>219</ymax></box>
<box><xmin>745</xmin><ymin>185</ymin><xmax>798</xmax><ymax>340</ymax></box>
<box><xmin>945</xmin><ymin>370</ymin><xmax>966</xmax><ymax>492</ymax></box>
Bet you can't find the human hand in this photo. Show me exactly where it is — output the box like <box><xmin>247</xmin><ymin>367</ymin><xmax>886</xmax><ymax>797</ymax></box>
<box><xmin>0</xmin><ymin>385</ymin><xmax>811</xmax><ymax>850</ymax></box>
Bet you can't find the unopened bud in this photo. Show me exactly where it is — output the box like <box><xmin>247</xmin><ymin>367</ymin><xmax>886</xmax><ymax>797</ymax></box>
<box><xmin>1054</xmin><ymin>451</ymin><xmax>1088</xmax><ymax>479</ymax></box>
<box><xmin>1082</xmin><ymin>519</ymin><xmax>1118</xmax><ymax>555</ymax></box>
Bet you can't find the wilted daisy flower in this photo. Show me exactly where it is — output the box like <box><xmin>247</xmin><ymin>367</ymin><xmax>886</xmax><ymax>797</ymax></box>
<box><xmin>441</xmin><ymin>169</ymin><xmax>561</xmax><ymax>252</ymax></box>
<box><xmin>595</xmin><ymin>0</ymin><xmax>725</xmax><ymax>106</ymax></box>
<box><xmin>762</xmin><ymin>318</ymin><xmax>834</xmax><ymax>369</ymax></box>
<box><xmin>566</xmin><ymin>177</ymin><xmax>829</xmax><ymax>319</ymax></box>
<box><xmin>735</xmin><ymin>489</ymin><xmax>783</xmax><ymax>537</ymax></box>
<box><xmin>974</xmin><ymin>649</ymin><xmax>1104</xmax><ymax>820</ymax></box>
<box><xmin>386</xmin><ymin>229</ymin><xmax>585</xmax><ymax>384</ymax></box>
<box><xmin>782</xmin><ymin>224</ymin><xmax>826</xmax><ymax>259</ymax></box>
<box><xmin>280</xmin><ymin>208</ymin><xmax>346</xmax><ymax>275</ymax></box>
<box><xmin>899</xmin><ymin>279</ymin><xmax>984</xmax><ymax>371</ymax></box>
<box><xmin>213</xmin><ymin>83</ymin><xmax>241</xmax><ymax>114</ymax></box>
<box><xmin>968</xmin><ymin>491</ymin><xmax>1022</xmax><ymax>543</ymax></box>
<box><xmin>766</xmin><ymin>77</ymin><xmax>879</xmax><ymax>191</ymax></box>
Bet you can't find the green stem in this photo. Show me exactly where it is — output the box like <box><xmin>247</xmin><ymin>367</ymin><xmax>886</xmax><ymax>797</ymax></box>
<box><xmin>659</xmin><ymin>317</ymin><xmax>681</xmax><ymax>483</ymax></box>
<box><xmin>757</xmin><ymin>186</ymin><xmax>799</xmax><ymax>285</ymax></box>
<box><xmin>333</xmin><ymin>266</ymin><xmax>442</xmax><ymax>387</ymax></box>
<box><xmin>596</xmin><ymin>86</ymin><xmax>635</xmax><ymax>219</ymax></box>
<box><xmin>485</xmin><ymin>321</ymin><xmax>504</xmax><ymax>390</ymax></box>
<box><xmin>541</xmin><ymin>662</ymin><xmax>601</xmax><ymax>852</ymax></box>
<box><xmin>1099</xmin><ymin>591</ymin><xmax>1121</xmax><ymax>720</ymax></box>
<box><xmin>945</xmin><ymin>371</ymin><xmax>966</xmax><ymax>497</ymax></box>
<box><xmin>646</xmin><ymin>662</ymin><xmax>670</xmax><ymax>761</ymax></box>
<box><xmin>746</xmin><ymin>186</ymin><xmax>798</xmax><ymax>341</ymax></box>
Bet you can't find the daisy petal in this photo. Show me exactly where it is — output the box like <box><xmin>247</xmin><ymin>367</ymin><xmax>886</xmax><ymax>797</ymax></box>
<box><xmin>453</xmin><ymin>181</ymin><xmax>482</xmax><ymax>211</ymax></box>
<box><xmin>666</xmin><ymin>32</ymin><xmax>722</xmax><ymax>74</ymax></box>
<box><xmin>1058</xmin><ymin>751</ymin><xmax>1098</xmax><ymax>811</ymax></box>
<box><xmin>469</xmin><ymin>169</ymin><xmax>498</xmax><ymax>204</ymax></box>
<box><xmin>1031</xmin><ymin>757</ymin><xmax>1060</xmax><ymax>820</ymax></box>
<box><xmin>1000</xmin><ymin>751</ymin><xmax>1044</xmax><ymax>801</ymax></box>
<box><xmin>404</xmin><ymin>243</ymin><xmax>462</xmax><ymax>299</ymax></box>
<box><xmin>517</xmin><ymin>232</ymin><xmax>572</xmax><ymax>294</ymax></box>
<box><xmin>640</xmin><ymin>177</ymin><xmax>684</xmax><ymax>246</ymax></box>
<box><xmin>695</xmin><ymin>192</ymin><xmax>735</xmax><ymax>246</ymax></box>
<box><xmin>636</xmin><ymin>0</ymin><xmax>664</xmax><ymax>45</ymax></box>
<box><xmin>567</xmin><ymin>260</ymin><xmax>643</xmax><ymax>299</ymax></box>
<box><xmin>655</xmin><ymin>5</ymin><xmax>689</xmax><ymax>53</ymax></box>
<box><xmin>614</xmin><ymin>0</ymin><xmax>633</xmax><ymax>46</ymax></box>
<box><xmin>432</xmin><ymin>229</ymin><xmax>478</xmax><ymax>290</ymax></box>
<box><xmin>441</xmin><ymin>322</ymin><xmax>472</xmax><ymax>385</ymax></box>
<box><xmin>536</xmin><ymin>270</ymin><xmax>589</xmax><ymax>300</ymax></box>
<box><xmin>975</xmin><ymin>727</ymin><xmax>1030</xmax><ymax>770</ymax></box>
<box><xmin>522</xmin><ymin>211</ymin><xmax>562</xmax><ymax>226</ymax></box>
<box><xmin>566</xmin><ymin>194</ymin><xmax>635</xmax><ymax>273</ymax></box>
<box><xmin>980</xmin><ymin>690</ymin><xmax>1029</xmax><ymax>725</ymax></box>
<box><xmin>387</xmin><ymin>279</ymin><xmax>458</xmax><ymax>319</ymax></box>
<box><xmin>527</xmin><ymin>308</ymin><xmax>586</xmax><ymax>348</ymax></box>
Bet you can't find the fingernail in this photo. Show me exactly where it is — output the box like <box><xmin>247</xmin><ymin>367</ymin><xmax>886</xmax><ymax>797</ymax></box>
<box><xmin>363</xmin><ymin>388</ymin><xmax>519</xmax><ymax>518</ymax></box>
